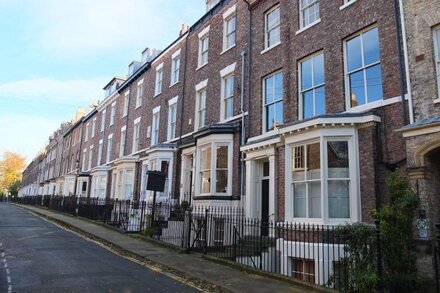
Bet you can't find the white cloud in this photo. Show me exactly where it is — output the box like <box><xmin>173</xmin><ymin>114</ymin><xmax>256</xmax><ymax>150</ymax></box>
<box><xmin>0</xmin><ymin>114</ymin><xmax>61</xmax><ymax>163</ymax></box>
<box><xmin>0</xmin><ymin>77</ymin><xmax>106</xmax><ymax>106</ymax></box>
<box><xmin>28</xmin><ymin>0</ymin><xmax>204</xmax><ymax>58</ymax></box>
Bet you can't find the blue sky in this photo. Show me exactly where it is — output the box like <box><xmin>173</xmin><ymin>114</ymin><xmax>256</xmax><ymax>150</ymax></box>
<box><xmin>0</xmin><ymin>0</ymin><xmax>205</xmax><ymax>162</ymax></box>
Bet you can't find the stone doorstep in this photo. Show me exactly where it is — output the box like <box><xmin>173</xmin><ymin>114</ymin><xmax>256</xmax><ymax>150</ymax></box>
<box><xmin>15</xmin><ymin>204</ymin><xmax>330</xmax><ymax>293</ymax></box>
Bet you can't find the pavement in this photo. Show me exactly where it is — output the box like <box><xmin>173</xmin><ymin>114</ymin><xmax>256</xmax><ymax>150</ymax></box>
<box><xmin>5</xmin><ymin>203</ymin><xmax>322</xmax><ymax>293</ymax></box>
<box><xmin>0</xmin><ymin>202</ymin><xmax>197</xmax><ymax>293</ymax></box>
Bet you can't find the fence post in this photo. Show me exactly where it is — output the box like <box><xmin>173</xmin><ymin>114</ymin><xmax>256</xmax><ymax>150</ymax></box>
<box><xmin>75</xmin><ymin>197</ymin><xmax>80</xmax><ymax>216</ymax></box>
<box><xmin>204</xmin><ymin>208</ymin><xmax>209</xmax><ymax>254</ymax></box>
<box><xmin>233</xmin><ymin>226</ymin><xmax>237</xmax><ymax>260</ymax></box>
<box><xmin>375</xmin><ymin>220</ymin><xmax>384</xmax><ymax>292</ymax></box>
<box><xmin>185</xmin><ymin>207</ymin><xmax>193</xmax><ymax>253</ymax></box>
<box><xmin>140</xmin><ymin>201</ymin><xmax>145</xmax><ymax>233</ymax></box>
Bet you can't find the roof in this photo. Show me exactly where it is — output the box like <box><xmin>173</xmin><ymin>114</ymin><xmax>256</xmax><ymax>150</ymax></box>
<box><xmin>400</xmin><ymin>116</ymin><xmax>440</xmax><ymax>130</ymax></box>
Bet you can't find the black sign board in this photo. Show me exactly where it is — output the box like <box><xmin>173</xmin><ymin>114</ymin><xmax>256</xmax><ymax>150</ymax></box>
<box><xmin>146</xmin><ymin>171</ymin><xmax>166</xmax><ymax>192</ymax></box>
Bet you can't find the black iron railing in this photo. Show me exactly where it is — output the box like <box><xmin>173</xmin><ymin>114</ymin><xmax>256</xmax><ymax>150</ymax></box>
<box><xmin>15</xmin><ymin>195</ymin><xmax>383</xmax><ymax>290</ymax></box>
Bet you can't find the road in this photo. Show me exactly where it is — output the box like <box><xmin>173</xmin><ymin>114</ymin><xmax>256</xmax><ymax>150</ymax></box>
<box><xmin>0</xmin><ymin>203</ymin><xmax>198</xmax><ymax>293</ymax></box>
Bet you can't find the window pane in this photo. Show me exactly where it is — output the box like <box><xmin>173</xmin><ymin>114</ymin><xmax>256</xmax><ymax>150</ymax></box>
<box><xmin>201</xmin><ymin>171</ymin><xmax>211</xmax><ymax>193</ymax></box>
<box><xmin>303</xmin><ymin>90</ymin><xmax>314</xmax><ymax>119</ymax></box>
<box><xmin>267</xmin><ymin>8</ymin><xmax>280</xmax><ymax>30</ymax></box>
<box><xmin>328</xmin><ymin>180</ymin><xmax>350</xmax><ymax>218</ymax></box>
<box><xmin>436</xmin><ymin>30</ymin><xmax>440</xmax><ymax>59</ymax></box>
<box><xmin>363</xmin><ymin>28</ymin><xmax>380</xmax><ymax>66</ymax></box>
<box><xmin>315</xmin><ymin>86</ymin><xmax>325</xmax><ymax>116</ymax></box>
<box><xmin>265</xmin><ymin>76</ymin><xmax>274</xmax><ymax>104</ymax></box>
<box><xmin>275</xmin><ymin>101</ymin><xmax>283</xmax><ymax>127</ymax></box>
<box><xmin>216</xmin><ymin>146</ymin><xmax>228</xmax><ymax>168</ymax></box>
<box><xmin>306</xmin><ymin>142</ymin><xmax>320</xmax><ymax>180</ymax></box>
<box><xmin>227</xmin><ymin>32</ymin><xmax>236</xmax><ymax>47</ymax></box>
<box><xmin>226</xmin><ymin>76</ymin><xmax>234</xmax><ymax>97</ymax></box>
<box><xmin>201</xmin><ymin>147</ymin><xmax>211</xmax><ymax>170</ymax></box>
<box><xmin>266</xmin><ymin>104</ymin><xmax>275</xmax><ymax>131</ymax></box>
<box><xmin>313</xmin><ymin>53</ymin><xmax>324</xmax><ymax>85</ymax></box>
<box><xmin>293</xmin><ymin>182</ymin><xmax>306</xmax><ymax>217</ymax></box>
<box><xmin>349</xmin><ymin>70</ymin><xmax>365</xmax><ymax>107</ymax></box>
<box><xmin>347</xmin><ymin>35</ymin><xmax>362</xmax><ymax>72</ymax></box>
<box><xmin>216</xmin><ymin>170</ymin><xmax>228</xmax><ymax>193</ymax></box>
<box><xmin>268</xmin><ymin>29</ymin><xmax>280</xmax><ymax>47</ymax></box>
<box><xmin>275</xmin><ymin>72</ymin><xmax>283</xmax><ymax>100</ymax></box>
<box><xmin>225</xmin><ymin>98</ymin><xmax>233</xmax><ymax>118</ymax></box>
<box><xmin>327</xmin><ymin>141</ymin><xmax>349</xmax><ymax>178</ymax></box>
<box><xmin>308</xmin><ymin>181</ymin><xmax>321</xmax><ymax>218</ymax></box>
<box><xmin>366</xmin><ymin>64</ymin><xmax>383</xmax><ymax>103</ymax></box>
<box><xmin>301</xmin><ymin>58</ymin><xmax>313</xmax><ymax>90</ymax></box>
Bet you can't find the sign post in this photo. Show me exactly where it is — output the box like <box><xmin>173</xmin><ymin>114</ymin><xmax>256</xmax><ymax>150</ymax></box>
<box><xmin>146</xmin><ymin>171</ymin><xmax>166</xmax><ymax>233</ymax></box>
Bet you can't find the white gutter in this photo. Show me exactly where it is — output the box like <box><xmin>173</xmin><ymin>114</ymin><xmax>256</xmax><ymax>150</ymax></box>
<box><xmin>399</xmin><ymin>0</ymin><xmax>414</xmax><ymax>124</ymax></box>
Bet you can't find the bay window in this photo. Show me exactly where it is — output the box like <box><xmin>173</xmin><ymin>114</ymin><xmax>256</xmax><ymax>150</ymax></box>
<box><xmin>286</xmin><ymin>131</ymin><xmax>358</xmax><ymax>223</ymax></box>
<box><xmin>196</xmin><ymin>135</ymin><xmax>232</xmax><ymax>196</ymax></box>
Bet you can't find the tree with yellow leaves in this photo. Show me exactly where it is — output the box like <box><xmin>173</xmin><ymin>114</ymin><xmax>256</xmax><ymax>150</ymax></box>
<box><xmin>0</xmin><ymin>151</ymin><xmax>26</xmax><ymax>196</ymax></box>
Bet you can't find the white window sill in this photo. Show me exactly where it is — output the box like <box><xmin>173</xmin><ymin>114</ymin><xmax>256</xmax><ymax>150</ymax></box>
<box><xmin>169</xmin><ymin>81</ymin><xmax>179</xmax><ymax>88</ymax></box>
<box><xmin>221</xmin><ymin>44</ymin><xmax>236</xmax><ymax>55</ymax></box>
<box><xmin>295</xmin><ymin>19</ymin><xmax>321</xmax><ymax>35</ymax></box>
<box><xmin>346</xmin><ymin>96</ymin><xmax>402</xmax><ymax>113</ymax></box>
<box><xmin>122</xmin><ymin>114</ymin><xmax>127</xmax><ymax>118</ymax></box>
<box><xmin>153</xmin><ymin>92</ymin><xmax>161</xmax><ymax>98</ymax></box>
<box><xmin>196</xmin><ymin>62</ymin><xmax>208</xmax><ymax>71</ymax></box>
<box><xmin>219</xmin><ymin>113</ymin><xmax>243</xmax><ymax>124</ymax></box>
<box><xmin>340</xmin><ymin>0</ymin><xmax>358</xmax><ymax>10</ymax></box>
<box><xmin>434</xmin><ymin>98</ymin><xmax>440</xmax><ymax>104</ymax></box>
<box><xmin>135</xmin><ymin>105</ymin><xmax>141</xmax><ymax>109</ymax></box>
<box><xmin>261</xmin><ymin>42</ymin><xmax>281</xmax><ymax>55</ymax></box>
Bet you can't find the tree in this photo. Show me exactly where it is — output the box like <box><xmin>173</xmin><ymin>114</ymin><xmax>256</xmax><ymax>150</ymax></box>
<box><xmin>0</xmin><ymin>151</ymin><xmax>26</xmax><ymax>194</ymax></box>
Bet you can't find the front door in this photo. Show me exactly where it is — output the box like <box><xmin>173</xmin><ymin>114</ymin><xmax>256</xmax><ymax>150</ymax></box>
<box><xmin>261</xmin><ymin>161</ymin><xmax>270</xmax><ymax>236</ymax></box>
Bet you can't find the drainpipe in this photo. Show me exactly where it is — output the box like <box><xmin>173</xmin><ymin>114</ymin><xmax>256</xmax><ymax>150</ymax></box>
<box><xmin>241</xmin><ymin>0</ymin><xmax>252</xmax><ymax>202</ymax></box>
<box><xmin>240</xmin><ymin>51</ymin><xmax>246</xmax><ymax>197</ymax></box>
<box><xmin>398</xmin><ymin>0</ymin><xmax>414</xmax><ymax>124</ymax></box>
<box><xmin>393</xmin><ymin>0</ymin><xmax>408</xmax><ymax>126</ymax></box>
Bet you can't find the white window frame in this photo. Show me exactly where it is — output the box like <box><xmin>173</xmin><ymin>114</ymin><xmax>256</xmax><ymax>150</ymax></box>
<box><xmin>101</xmin><ymin>110</ymin><xmax>106</xmax><ymax>132</ymax></box>
<box><xmin>263</xmin><ymin>71</ymin><xmax>284</xmax><ymax>133</ymax></box>
<box><xmin>155</xmin><ymin>64</ymin><xmax>164</xmax><ymax>96</ymax></box>
<box><xmin>198</xmin><ymin>26</ymin><xmax>210</xmax><ymax>68</ymax></box>
<box><xmin>91</xmin><ymin>118</ymin><xmax>96</xmax><ymax>138</ymax></box>
<box><xmin>151</xmin><ymin>106</ymin><xmax>161</xmax><ymax>146</ymax></box>
<box><xmin>106</xmin><ymin>133</ymin><xmax>113</xmax><ymax>163</ymax></box>
<box><xmin>88</xmin><ymin>145</ymin><xmax>94</xmax><ymax>171</ymax></box>
<box><xmin>123</xmin><ymin>91</ymin><xmax>130</xmax><ymax>117</ymax></box>
<box><xmin>167</xmin><ymin>96</ymin><xmax>178</xmax><ymax>141</ymax></box>
<box><xmin>195</xmin><ymin>79</ymin><xmax>208</xmax><ymax>131</ymax></box>
<box><xmin>299</xmin><ymin>0</ymin><xmax>320</xmax><ymax>30</ymax></box>
<box><xmin>97</xmin><ymin>139</ymin><xmax>103</xmax><ymax>166</ymax></box>
<box><xmin>84</xmin><ymin>123</ymin><xmax>90</xmax><ymax>142</ymax></box>
<box><xmin>220</xmin><ymin>63</ymin><xmax>236</xmax><ymax>121</ymax></box>
<box><xmin>132</xmin><ymin>118</ymin><xmax>141</xmax><ymax>154</ymax></box>
<box><xmin>434</xmin><ymin>26</ymin><xmax>440</xmax><ymax>102</ymax></box>
<box><xmin>223</xmin><ymin>5</ymin><xmax>237</xmax><ymax>52</ymax></box>
<box><xmin>284</xmin><ymin>128</ymin><xmax>360</xmax><ymax>225</ymax></box>
<box><xmin>110</xmin><ymin>102</ymin><xmax>116</xmax><ymax>126</ymax></box>
<box><xmin>120</xmin><ymin>125</ymin><xmax>127</xmax><ymax>157</ymax></box>
<box><xmin>344</xmin><ymin>26</ymin><xmax>383</xmax><ymax>110</ymax></box>
<box><xmin>136</xmin><ymin>80</ymin><xmax>143</xmax><ymax>108</ymax></box>
<box><xmin>195</xmin><ymin>134</ymin><xmax>233</xmax><ymax>197</ymax></box>
<box><xmin>264</xmin><ymin>5</ymin><xmax>281</xmax><ymax>50</ymax></box>
<box><xmin>171</xmin><ymin>50</ymin><xmax>181</xmax><ymax>85</ymax></box>
<box><xmin>299</xmin><ymin>51</ymin><xmax>325</xmax><ymax>120</ymax></box>
<box><xmin>82</xmin><ymin>148</ymin><xmax>87</xmax><ymax>172</ymax></box>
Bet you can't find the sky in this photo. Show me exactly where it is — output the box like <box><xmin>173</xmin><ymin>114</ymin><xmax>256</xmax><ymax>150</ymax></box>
<box><xmin>0</xmin><ymin>0</ymin><xmax>205</xmax><ymax>163</ymax></box>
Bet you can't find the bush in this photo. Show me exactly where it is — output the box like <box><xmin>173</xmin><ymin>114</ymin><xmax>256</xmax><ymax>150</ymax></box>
<box><xmin>371</xmin><ymin>171</ymin><xmax>420</xmax><ymax>291</ymax></box>
<box><xmin>328</xmin><ymin>222</ymin><xmax>378</xmax><ymax>292</ymax></box>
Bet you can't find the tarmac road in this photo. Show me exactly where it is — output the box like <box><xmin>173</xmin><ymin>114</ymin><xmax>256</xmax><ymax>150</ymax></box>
<box><xmin>0</xmin><ymin>203</ymin><xmax>198</xmax><ymax>293</ymax></box>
